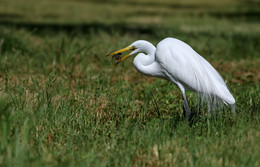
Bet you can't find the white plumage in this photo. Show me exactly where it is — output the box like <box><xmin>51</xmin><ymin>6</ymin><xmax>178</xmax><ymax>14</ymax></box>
<box><xmin>107</xmin><ymin>37</ymin><xmax>235</xmax><ymax>118</ymax></box>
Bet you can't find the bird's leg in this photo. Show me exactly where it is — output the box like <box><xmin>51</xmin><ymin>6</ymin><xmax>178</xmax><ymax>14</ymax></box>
<box><xmin>207</xmin><ymin>101</ymin><xmax>211</xmax><ymax>114</ymax></box>
<box><xmin>231</xmin><ymin>104</ymin><xmax>236</xmax><ymax>115</ymax></box>
<box><xmin>176</xmin><ymin>84</ymin><xmax>191</xmax><ymax>119</ymax></box>
<box><xmin>182</xmin><ymin>92</ymin><xmax>191</xmax><ymax>119</ymax></box>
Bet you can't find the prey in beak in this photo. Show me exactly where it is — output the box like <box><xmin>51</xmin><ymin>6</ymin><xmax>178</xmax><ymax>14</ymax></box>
<box><xmin>106</xmin><ymin>46</ymin><xmax>135</xmax><ymax>65</ymax></box>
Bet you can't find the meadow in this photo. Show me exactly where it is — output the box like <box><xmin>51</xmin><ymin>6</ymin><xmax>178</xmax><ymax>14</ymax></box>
<box><xmin>0</xmin><ymin>0</ymin><xmax>260</xmax><ymax>166</ymax></box>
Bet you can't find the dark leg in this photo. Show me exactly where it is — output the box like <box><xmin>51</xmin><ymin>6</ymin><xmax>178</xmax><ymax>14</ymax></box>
<box><xmin>176</xmin><ymin>83</ymin><xmax>191</xmax><ymax>119</ymax></box>
<box><xmin>231</xmin><ymin>104</ymin><xmax>236</xmax><ymax>115</ymax></box>
<box><xmin>182</xmin><ymin>92</ymin><xmax>191</xmax><ymax>119</ymax></box>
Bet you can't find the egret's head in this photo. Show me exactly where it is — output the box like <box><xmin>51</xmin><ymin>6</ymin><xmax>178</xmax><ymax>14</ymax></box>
<box><xmin>107</xmin><ymin>40</ymin><xmax>148</xmax><ymax>65</ymax></box>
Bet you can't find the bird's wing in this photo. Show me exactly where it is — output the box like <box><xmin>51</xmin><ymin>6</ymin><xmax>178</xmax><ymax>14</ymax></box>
<box><xmin>155</xmin><ymin>38</ymin><xmax>235</xmax><ymax>104</ymax></box>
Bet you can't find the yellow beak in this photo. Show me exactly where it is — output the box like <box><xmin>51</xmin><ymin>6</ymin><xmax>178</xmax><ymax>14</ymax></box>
<box><xmin>106</xmin><ymin>46</ymin><xmax>135</xmax><ymax>65</ymax></box>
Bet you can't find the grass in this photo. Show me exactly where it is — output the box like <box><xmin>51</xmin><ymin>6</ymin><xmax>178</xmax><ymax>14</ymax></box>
<box><xmin>0</xmin><ymin>0</ymin><xmax>260</xmax><ymax>166</ymax></box>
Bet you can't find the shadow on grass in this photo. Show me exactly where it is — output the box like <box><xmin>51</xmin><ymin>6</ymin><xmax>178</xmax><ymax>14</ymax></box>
<box><xmin>0</xmin><ymin>21</ymin><xmax>156</xmax><ymax>36</ymax></box>
<box><xmin>84</xmin><ymin>0</ymin><xmax>209</xmax><ymax>9</ymax></box>
<box><xmin>1</xmin><ymin>20</ymin><xmax>259</xmax><ymax>61</ymax></box>
<box><xmin>207</xmin><ymin>11</ymin><xmax>260</xmax><ymax>21</ymax></box>
<box><xmin>0</xmin><ymin>13</ymin><xmax>24</xmax><ymax>20</ymax></box>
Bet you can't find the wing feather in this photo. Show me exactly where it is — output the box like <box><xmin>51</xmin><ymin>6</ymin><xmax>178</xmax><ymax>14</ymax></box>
<box><xmin>155</xmin><ymin>38</ymin><xmax>235</xmax><ymax>105</ymax></box>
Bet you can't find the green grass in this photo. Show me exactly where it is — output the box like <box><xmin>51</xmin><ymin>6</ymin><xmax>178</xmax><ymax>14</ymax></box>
<box><xmin>0</xmin><ymin>0</ymin><xmax>260</xmax><ymax>166</ymax></box>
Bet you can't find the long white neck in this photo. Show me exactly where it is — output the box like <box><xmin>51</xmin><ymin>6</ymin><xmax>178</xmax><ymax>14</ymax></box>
<box><xmin>132</xmin><ymin>41</ymin><xmax>163</xmax><ymax>78</ymax></box>
<box><xmin>137</xmin><ymin>42</ymin><xmax>156</xmax><ymax>59</ymax></box>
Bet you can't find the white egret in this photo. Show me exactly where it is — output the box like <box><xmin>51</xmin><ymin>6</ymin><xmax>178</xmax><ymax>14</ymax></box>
<box><xmin>107</xmin><ymin>38</ymin><xmax>235</xmax><ymax>118</ymax></box>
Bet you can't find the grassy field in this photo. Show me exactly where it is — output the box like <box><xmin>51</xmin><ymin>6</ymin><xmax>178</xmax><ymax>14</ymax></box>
<box><xmin>0</xmin><ymin>0</ymin><xmax>260</xmax><ymax>166</ymax></box>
